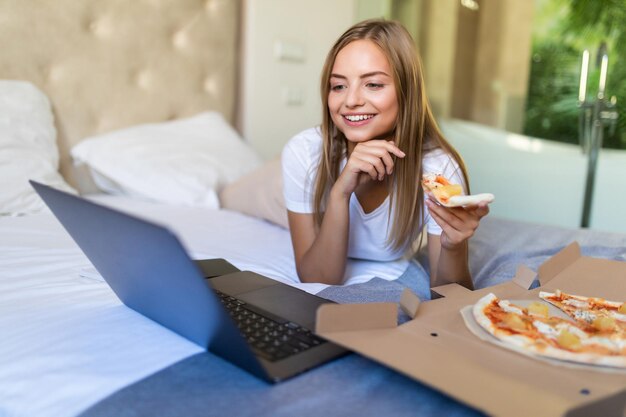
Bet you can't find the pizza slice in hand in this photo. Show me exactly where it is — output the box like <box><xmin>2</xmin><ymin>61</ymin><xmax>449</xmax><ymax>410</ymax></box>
<box><xmin>422</xmin><ymin>172</ymin><xmax>495</xmax><ymax>207</ymax></box>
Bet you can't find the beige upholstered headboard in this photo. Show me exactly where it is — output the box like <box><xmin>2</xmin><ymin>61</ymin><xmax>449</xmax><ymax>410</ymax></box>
<box><xmin>0</xmin><ymin>0</ymin><xmax>239</xmax><ymax>186</ymax></box>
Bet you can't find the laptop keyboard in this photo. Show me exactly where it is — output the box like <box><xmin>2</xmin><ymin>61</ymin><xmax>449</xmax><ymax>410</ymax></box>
<box><xmin>215</xmin><ymin>290</ymin><xmax>327</xmax><ymax>362</ymax></box>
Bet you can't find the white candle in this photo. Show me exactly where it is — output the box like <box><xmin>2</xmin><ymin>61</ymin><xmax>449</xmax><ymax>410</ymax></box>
<box><xmin>598</xmin><ymin>54</ymin><xmax>608</xmax><ymax>98</ymax></box>
<box><xmin>578</xmin><ymin>50</ymin><xmax>589</xmax><ymax>102</ymax></box>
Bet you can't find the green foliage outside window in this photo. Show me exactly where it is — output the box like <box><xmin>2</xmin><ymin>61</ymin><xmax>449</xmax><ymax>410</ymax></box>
<box><xmin>524</xmin><ymin>0</ymin><xmax>625</xmax><ymax>149</ymax></box>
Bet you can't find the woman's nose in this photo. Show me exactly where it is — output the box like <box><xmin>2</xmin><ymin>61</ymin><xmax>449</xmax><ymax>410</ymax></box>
<box><xmin>345</xmin><ymin>86</ymin><xmax>364</xmax><ymax>107</ymax></box>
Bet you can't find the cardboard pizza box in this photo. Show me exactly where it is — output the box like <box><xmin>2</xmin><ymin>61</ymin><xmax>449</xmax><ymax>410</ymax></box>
<box><xmin>316</xmin><ymin>242</ymin><xmax>626</xmax><ymax>417</ymax></box>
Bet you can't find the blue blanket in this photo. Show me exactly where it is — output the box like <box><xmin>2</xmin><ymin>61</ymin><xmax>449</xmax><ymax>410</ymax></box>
<box><xmin>79</xmin><ymin>217</ymin><xmax>626</xmax><ymax>417</ymax></box>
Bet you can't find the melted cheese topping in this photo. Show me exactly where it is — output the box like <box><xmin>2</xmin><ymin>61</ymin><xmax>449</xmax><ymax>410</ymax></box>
<box><xmin>532</xmin><ymin>321</ymin><xmax>558</xmax><ymax>339</ymax></box>
<box><xmin>498</xmin><ymin>300</ymin><xmax>524</xmax><ymax>315</ymax></box>
<box><xmin>563</xmin><ymin>299</ymin><xmax>589</xmax><ymax>309</ymax></box>
<box><xmin>580</xmin><ymin>336</ymin><xmax>618</xmax><ymax>351</ymax></box>
<box><xmin>554</xmin><ymin>322</ymin><xmax>588</xmax><ymax>339</ymax></box>
<box><xmin>573</xmin><ymin>309</ymin><xmax>596</xmax><ymax>324</ymax></box>
<box><xmin>610</xmin><ymin>311</ymin><xmax>626</xmax><ymax>322</ymax></box>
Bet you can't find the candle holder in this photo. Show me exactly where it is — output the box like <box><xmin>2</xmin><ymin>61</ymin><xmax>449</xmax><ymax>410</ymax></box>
<box><xmin>578</xmin><ymin>45</ymin><xmax>619</xmax><ymax>228</ymax></box>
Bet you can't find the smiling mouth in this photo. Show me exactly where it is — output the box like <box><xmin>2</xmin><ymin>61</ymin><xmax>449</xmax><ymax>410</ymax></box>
<box><xmin>343</xmin><ymin>114</ymin><xmax>375</xmax><ymax>122</ymax></box>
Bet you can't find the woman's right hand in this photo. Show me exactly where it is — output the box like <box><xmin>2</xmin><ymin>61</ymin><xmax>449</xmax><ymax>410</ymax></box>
<box><xmin>333</xmin><ymin>140</ymin><xmax>405</xmax><ymax>197</ymax></box>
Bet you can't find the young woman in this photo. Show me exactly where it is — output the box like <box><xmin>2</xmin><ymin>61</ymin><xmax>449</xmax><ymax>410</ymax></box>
<box><xmin>281</xmin><ymin>19</ymin><xmax>489</xmax><ymax>288</ymax></box>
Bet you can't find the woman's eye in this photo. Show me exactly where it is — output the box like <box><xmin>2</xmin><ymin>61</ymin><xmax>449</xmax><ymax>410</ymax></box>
<box><xmin>331</xmin><ymin>84</ymin><xmax>346</xmax><ymax>91</ymax></box>
<box><xmin>367</xmin><ymin>83</ymin><xmax>384</xmax><ymax>89</ymax></box>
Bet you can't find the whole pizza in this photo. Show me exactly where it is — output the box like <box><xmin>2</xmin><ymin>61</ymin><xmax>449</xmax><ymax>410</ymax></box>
<box><xmin>470</xmin><ymin>292</ymin><xmax>626</xmax><ymax>368</ymax></box>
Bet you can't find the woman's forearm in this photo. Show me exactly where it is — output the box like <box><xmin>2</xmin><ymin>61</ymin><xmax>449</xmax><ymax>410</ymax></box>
<box><xmin>296</xmin><ymin>188</ymin><xmax>351</xmax><ymax>284</ymax></box>
<box><xmin>431</xmin><ymin>241</ymin><xmax>473</xmax><ymax>290</ymax></box>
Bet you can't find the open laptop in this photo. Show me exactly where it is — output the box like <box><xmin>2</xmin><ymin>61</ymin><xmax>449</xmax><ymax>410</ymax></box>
<box><xmin>31</xmin><ymin>181</ymin><xmax>347</xmax><ymax>383</ymax></box>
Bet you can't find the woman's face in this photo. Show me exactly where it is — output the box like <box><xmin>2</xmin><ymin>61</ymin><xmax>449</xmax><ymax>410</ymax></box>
<box><xmin>328</xmin><ymin>39</ymin><xmax>398</xmax><ymax>148</ymax></box>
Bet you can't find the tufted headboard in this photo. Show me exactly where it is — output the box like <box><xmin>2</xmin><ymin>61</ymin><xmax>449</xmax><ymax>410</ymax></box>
<box><xmin>0</xmin><ymin>0</ymin><xmax>239</xmax><ymax>186</ymax></box>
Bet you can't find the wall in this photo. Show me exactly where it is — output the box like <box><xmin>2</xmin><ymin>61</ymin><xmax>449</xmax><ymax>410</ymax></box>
<box><xmin>451</xmin><ymin>3</ymin><xmax>479</xmax><ymax>121</ymax></box>
<box><xmin>470</xmin><ymin>0</ymin><xmax>534</xmax><ymax>132</ymax></box>
<box><xmin>238</xmin><ymin>0</ymin><xmax>356</xmax><ymax>160</ymax></box>
<box><xmin>418</xmin><ymin>0</ymin><xmax>459</xmax><ymax>118</ymax></box>
<box><xmin>419</xmin><ymin>0</ymin><xmax>534</xmax><ymax>133</ymax></box>
<box><xmin>356</xmin><ymin>0</ymin><xmax>391</xmax><ymax>21</ymax></box>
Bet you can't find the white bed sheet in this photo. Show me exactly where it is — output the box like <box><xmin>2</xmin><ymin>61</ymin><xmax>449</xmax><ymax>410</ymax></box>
<box><xmin>84</xmin><ymin>195</ymin><xmax>409</xmax><ymax>294</ymax></box>
<box><xmin>0</xmin><ymin>195</ymin><xmax>408</xmax><ymax>417</ymax></box>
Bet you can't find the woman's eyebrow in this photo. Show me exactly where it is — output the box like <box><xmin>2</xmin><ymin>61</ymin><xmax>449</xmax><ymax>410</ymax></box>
<box><xmin>330</xmin><ymin>71</ymin><xmax>390</xmax><ymax>79</ymax></box>
<box><xmin>360</xmin><ymin>71</ymin><xmax>390</xmax><ymax>78</ymax></box>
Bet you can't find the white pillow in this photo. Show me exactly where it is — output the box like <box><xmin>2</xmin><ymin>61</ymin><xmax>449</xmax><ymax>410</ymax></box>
<box><xmin>71</xmin><ymin>112</ymin><xmax>262</xmax><ymax>208</ymax></box>
<box><xmin>0</xmin><ymin>80</ymin><xmax>76</xmax><ymax>216</ymax></box>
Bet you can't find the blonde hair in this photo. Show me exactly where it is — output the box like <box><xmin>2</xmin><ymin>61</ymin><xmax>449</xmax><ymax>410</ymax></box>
<box><xmin>314</xmin><ymin>19</ymin><xmax>469</xmax><ymax>252</ymax></box>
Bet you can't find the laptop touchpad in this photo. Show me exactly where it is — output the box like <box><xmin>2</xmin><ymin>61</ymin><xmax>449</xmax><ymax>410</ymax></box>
<box><xmin>237</xmin><ymin>285</ymin><xmax>330</xmax><ymax>329</ymax></box>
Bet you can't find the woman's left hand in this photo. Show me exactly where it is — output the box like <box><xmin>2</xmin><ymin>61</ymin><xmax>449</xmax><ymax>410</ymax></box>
<box><xmin>425</xmin><ymin>197</ymin><xmax>489</xmax><ymax>250</ymax></box>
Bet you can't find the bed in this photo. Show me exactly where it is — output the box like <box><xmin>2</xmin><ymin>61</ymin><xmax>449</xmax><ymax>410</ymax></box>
<box><xmin>1</xmin><ymin>2</ymin><xmax>625</xmax><ymax>417</ymax></box>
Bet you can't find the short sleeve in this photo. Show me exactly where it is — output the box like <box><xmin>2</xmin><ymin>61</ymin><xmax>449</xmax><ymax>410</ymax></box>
<box><xmin>281</xmin><ymin>127</ymin><xmax>322</xmax><ymax>213</ymax></box>
<box><xmin>421</xmin><ymin>149</ymin><xmax>465</xmax><ymax>236</ymax></box>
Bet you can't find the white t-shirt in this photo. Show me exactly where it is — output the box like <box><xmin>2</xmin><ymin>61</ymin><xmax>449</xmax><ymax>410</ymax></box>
<box><xmin>281</xmin><ymin>127</ymin><xmax>464</xmax><ymax>262</ymax></box>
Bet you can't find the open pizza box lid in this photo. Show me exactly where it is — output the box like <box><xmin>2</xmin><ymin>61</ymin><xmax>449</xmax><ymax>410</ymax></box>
<box><xmin>315</xmin><ymin>242</ymin><xmax>626</xmax><ymax>417</ymax></box>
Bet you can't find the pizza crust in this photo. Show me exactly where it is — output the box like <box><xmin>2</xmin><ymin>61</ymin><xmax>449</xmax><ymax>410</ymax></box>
<box><xmin>445</xmin><ymin>193</ymin><xmax>495</xmax><ymax>208</ymax></box>
<box><xmin>472</xmin><ymin>292</ymin><xmax>498</xmax><ymax>333</ymax></box>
